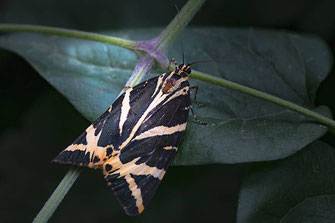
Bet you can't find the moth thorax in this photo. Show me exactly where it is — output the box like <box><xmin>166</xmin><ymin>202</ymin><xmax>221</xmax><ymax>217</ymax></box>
<box><xmin>162</xmin><ymin>78</ymin><xmax>176</xmax><ymax>94</ymax></box>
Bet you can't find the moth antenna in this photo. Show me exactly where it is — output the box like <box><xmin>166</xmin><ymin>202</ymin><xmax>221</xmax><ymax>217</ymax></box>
<box><xmin>180</xmin><ymin>24</ymin><xmax>185</xmax><ymax>65</ymax></box>
<box><xmin>189</xmin><ymin>58</ymin><xmax>244</xmax><ymax>65</ymax></box>
<box><xmin>174</xmin><ymin>4</ymin><xmax>185</xmax><ymax>64</ymax></box>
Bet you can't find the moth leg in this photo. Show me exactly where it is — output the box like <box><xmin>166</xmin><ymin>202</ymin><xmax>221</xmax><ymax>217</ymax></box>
<box><xmin>190</xmin><ymin>106</ymin><xmax>207</xmax><ymax>125</ymax></box>
<box><xmin>190</xmin><ymin>85</ymin><xmax>205</xmax><ymax>107</ymax></box>
<box><xmin>168</xmin><ymin>58</ymin><xmax>178</xmax><ymax>70</ymax></box>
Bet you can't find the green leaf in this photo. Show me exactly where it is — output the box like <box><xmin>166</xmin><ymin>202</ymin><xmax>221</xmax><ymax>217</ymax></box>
<box><xmin>0</xmin><ymin>32</ymin><xmax>139</xmax><ymax>121</ymax></box>
<box><xmin>237</xmin><ymin>141</ymin><xmax>335</xmax><ymax>223</ymax></box>
<box><xmin>0</xmin><ymin>27</ymin><xmax>332</xmax><ymax>164</ymax></box>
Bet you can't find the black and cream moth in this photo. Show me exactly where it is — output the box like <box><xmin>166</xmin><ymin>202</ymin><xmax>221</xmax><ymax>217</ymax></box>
<box><xmin>53</xmin><ymin>63</ymin><xmax>198</xmax><ymax>216</ymax></box>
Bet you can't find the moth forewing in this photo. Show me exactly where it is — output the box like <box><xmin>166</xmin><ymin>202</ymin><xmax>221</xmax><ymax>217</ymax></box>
<box><xmin>53</xmin><ymin>63</ymin><xmax>199</xmax><ymax>215</ymax></box>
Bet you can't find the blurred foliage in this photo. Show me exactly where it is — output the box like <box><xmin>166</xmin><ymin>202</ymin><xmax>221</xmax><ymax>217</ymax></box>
<box><xmin>1</xmin><ymin>0</ymin><xmax>335</xmax><ymax>222</ymax></box>
<box><xmin>238</xmin><ymin>141</ymin><xmax>335</xmax><ymax>223</ymax></box>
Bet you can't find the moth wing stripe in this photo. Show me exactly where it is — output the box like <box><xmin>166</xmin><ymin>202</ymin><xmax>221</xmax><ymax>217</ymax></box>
<box><xmin>130</xmin><ymin>163</ymin><xmax>166</xmax><ymax>180</ymax></box>
<box><xmin>125</xmin><ymin>175</ymin><xmax>144</xmax><ymax>213</ymax></box>
<box><xmin>163</xmin><ymin>146</ymin><xmax>178</xmax><ymax>150</ymax></box>
<box><xmin>58</xmin><ymin>123</ymin><xmax>110</xmax><ymax>168</ymax></box>
<box><xmin>105</xmin><ymin>156</ymin><xmax>166</xmax><ymax>214</ymax></box>
<box><xmin>151</xmin><ymin>75</ymin><xmax>164</xmax><ymax>98</ymax></box>
<box><xmin>65</xmin><ymin>143</ymin><xmax>86</xmax><ymax>152</ymax></box>
<box><xmin>163</xmin><ymin>86</ymin><xmax>189</xmax><ymax>106</ymax></box>
<box><xmin>134</xmin><ymin>123</ymin><xmax>187</xmax><ymax>141</ymax></box>
<box><xmin>65</xmin><ymin>125</ymin><xmax>104</xmax><ymax>157</ymax></box>
<box><xmin>85</xmin><ymin>126</ymin><xmax>105</xmax><ymax>160</ymax></box>
<box><xmin>107</xmin><ymin>157</ymin><xmax>165</xmax><ymax>180</ymax></box>
<box><xmin>182</xmin><ymin>105</ymin><xmax>192</xmax><ymax>110</ymax></box>
<box><xmin>119</xmin><ymin>88</ymin><xmax>132</xmax><ymax>135</ymax></box>
<box><xmin>119</xmin><ymin>91</ymin><xmax>168</xmax><ymax>149</ymax></box>
<box><xmin>167</xmin><ymin>70</ymin><xmax>175</xmax><ymax>79</ymax></box>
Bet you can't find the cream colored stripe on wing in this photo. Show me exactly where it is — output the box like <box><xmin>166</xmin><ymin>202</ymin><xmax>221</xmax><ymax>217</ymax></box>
<box><xmin>130</xmin><ymin>162</ymin><xmax>166</xmax><ymax>180</ymax></box>
<box><xmin>119</xmin><ymin>88</ymin><xmax>132</xmax><ymax>135</ymax></box>
<box><xmin>152</xmin><ymin>75</ymin><xmax>164</xmax><ymax>98</ymax></box>
<box><xmin>106</xmin><ymin>157</ymin><xmax>165</xmax><ymax>180</ymax></box>
<box><xmin>163</xmin><ymin>86</ymin><xmax>189</xmax><ymax>106</ymax></box>
<box><xmin>119</xmin><ymin>90</ymin><xmax>168</xmax><ymax>149</ymax></box>
<box><xmin>124</xmin><ymin>175</ymin><xmax>144</xmax><ymax>213</ymax></box>
<box><xmin>133</xmin><ymin>123</ymin><xmax>187</xmax><ymax>141</ymax></box>
<box><xmin>163</xmin><ymin>146</ymin><xmax>178</xmax><ymax>150</ymax></box>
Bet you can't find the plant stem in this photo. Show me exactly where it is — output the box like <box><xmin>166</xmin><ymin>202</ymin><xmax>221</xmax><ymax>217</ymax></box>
<box><xmin>0</xmin><ymin>24</ymin><xmax>136</xmax><ymax>50</ymax></box>
<box><xmin>33</xmin><ymin>0</ymin><xmax>205</xmax><ymax>222</ymax></box>
<box><xmin>124</xmin><ymin>55</ymin><xmax>155</xmax><ymax>93</ymax></box>
<box><xmin>33</xmin><ymin>167</ymin><xmax>82</xmax><ymax>223</ymax></box>
<box><xmin>191</xmin><ymin>69</ymin><xmax>335</xmax><ymax>129</ymax></box>
<box><xmin>157</xmin><ymin>0</ymin><xmax>206</xmax><ymax>52</ymax></box>
<box><xmin>129</xmin><ymin>0</ymin><xmax>206</xmax><ymax>87</ymax></box>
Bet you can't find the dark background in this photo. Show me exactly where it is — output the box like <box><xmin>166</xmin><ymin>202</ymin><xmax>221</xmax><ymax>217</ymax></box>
<box><xmin>1</xmin><ymin>0</ymin><xmax>335</xmax><ymax>222</ymax></box>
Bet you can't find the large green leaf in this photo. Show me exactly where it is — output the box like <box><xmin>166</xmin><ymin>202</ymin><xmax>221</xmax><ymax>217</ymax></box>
<box><xmin>0</xmin><ymin>28</ymin><xmax>332</xmax><ymax>164</ymax></box>
<box><xmin>237</xmin><ymin>141</ymin><xmax>335</xmax><ymax>223</ymax></box>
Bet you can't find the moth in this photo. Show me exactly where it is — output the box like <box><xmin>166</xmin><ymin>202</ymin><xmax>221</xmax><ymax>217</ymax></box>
<box><xmin>53</xmin><ymin>60</ymin><xmax>205</xmax><ymax>215</ymax></box>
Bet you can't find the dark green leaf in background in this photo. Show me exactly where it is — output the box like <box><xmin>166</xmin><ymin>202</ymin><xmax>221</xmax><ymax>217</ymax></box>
<box><xmin>237</xmin><ymin>140</ymin><xmax>335</xmax><ymax>223</ymax></box>
<box><xmin>0</xmin><ymin>28</ymin><xmax>332</xmax><ymax>165</ymax></box>
<box><xmin>0</xmin><ymin>33</ymin><xmax>139</xmax><ymax>121</ymax></box>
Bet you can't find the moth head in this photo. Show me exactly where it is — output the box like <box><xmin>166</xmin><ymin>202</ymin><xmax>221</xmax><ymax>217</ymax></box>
<box><xmin>178</xmin><ymin>63</ymin><xmax>192</xmax><ymax>77</ymax></box>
